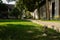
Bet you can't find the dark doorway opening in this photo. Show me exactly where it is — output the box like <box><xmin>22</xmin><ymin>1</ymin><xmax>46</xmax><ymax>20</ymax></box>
<box><xmin>52</xmin><ymin>2</ymin><xmax>55</xmax><ymax>19</ymax></box>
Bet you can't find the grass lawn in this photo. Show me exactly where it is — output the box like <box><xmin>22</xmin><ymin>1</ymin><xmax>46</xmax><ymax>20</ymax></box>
<box><xmin>0</xmin><ymin>19</ymin><xmax>60</xmax><ymax>40</ymax></box>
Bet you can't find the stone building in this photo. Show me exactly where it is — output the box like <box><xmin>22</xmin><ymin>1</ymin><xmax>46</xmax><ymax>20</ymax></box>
<box><xmin>32</xmin><ymin>0</ymin><xmax>60</xmax><ymax>20</ymax></box>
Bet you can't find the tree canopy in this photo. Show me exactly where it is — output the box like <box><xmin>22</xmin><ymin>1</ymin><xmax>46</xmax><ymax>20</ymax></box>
<box><xmin>16</xmin><ymin>0</ymin><xmax>42</xmax><ymax>12</ymax></box>
<box><xmin>23</xmin><ymin>0</ymin><xmax>41</xmax><ymax>12</ymax></box>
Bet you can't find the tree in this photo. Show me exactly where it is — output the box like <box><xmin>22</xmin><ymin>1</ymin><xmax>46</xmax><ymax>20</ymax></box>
<box><xmin>23</xmin><ymin>0</ymin><xmax>37</xmax><ymax>12</ymax></box>
<box><xmin>10</xmin><ymin>7</ymin><xmax>20</xmax><ymax>19</ymax></box>
<box><xmin>23</xmin><ymin>0</ymin><xmax>42</xmax><ymax>19</ymax></box>
<box><xmin>46</xmin><ymin>0</ymin><xmax>50</xmax><ymax>20</ymax></box>
<box><xmin>23</xmin><ymin>0</ymin><xmax>50</xmax><ymax>20</ymax></box>
<box><xmin>16</xmin><ymin>0</ymin><xmax>42</xmax><ymax>19</ymax></box>
<box><xmin>16</xmin><ymin>0</ymin><xmax>25</xmax><ymax>19</ymax></box>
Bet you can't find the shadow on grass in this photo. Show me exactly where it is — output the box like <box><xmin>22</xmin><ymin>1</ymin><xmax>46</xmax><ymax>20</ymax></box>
<box><xmin>0</xmin><ymin>24</ymin><xmax>60</xmax><ymax>40</ymax></box>
<box><xmin>0</xmin><ymin>19</ymin><xmax>30</xmax><ymax>22</ymax></box>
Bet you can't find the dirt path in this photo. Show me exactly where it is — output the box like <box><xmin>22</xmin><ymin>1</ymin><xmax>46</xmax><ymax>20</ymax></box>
<box><xmin>28</xmin><ymin>19</ymin><xmax>60</xmax><ymax>32</ymax></box>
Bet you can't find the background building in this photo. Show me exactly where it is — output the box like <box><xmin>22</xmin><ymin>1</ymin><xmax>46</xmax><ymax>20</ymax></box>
<box><xmin>32</xmin><ymin>0</ymin><xmax>60</xmax><ymax>20</ymax></box>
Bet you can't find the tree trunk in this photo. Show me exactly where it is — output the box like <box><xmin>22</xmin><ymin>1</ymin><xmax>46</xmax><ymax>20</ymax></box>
<box><xmin>37</xmin><ymin>8</ymin><xmax>40</xmax><ymax>19</ymax></box>
<box><xmin>20</xmin><ymin>12</ymin><xmax>23</xmax><ymax>19</ymax></box>
<box><xmin>46</xmin><ymin>0</ymin><xmax>50</xmax><ymax>20</ymax></box>
<box><xmin>37</xmin><ymin>2</ymin><xmax>41</xmax><ymax>20</ymax></box>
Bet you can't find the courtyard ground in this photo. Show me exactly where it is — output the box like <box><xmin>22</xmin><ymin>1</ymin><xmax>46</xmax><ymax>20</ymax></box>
<box><xmin>29</xmin><ymin>19</ymin><xmax>60</xmax><ymax>32</ymax></box>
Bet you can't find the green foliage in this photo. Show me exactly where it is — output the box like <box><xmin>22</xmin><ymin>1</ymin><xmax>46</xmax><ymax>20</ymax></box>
<box><xmin>23</xmin><ymin>0</ymin><xmax>36</xmax><ymax>11</ymax></box>
<box><xmin>15</xmin><ymin>0</ymin><xmax>25</xmax><ymax>19</ymax></box>
<box><xmin>10</xmin><ymin>7</ymin><xmax>20</xmax><ymax>18</ymax></box>
<box><xmin>23</xmin><ymin>0</ymin><xmax>41</xmax><ymax>12</ymax></box>
<box><xmin>16</xmin><ymin>0</ymin><xmax>24</xmax><ymax>11</ymax></box>
<box><xmin>25</xmin><ymin>11</ymin><xmax>32</xmax><ymax>19</ymax></box>
<box><xmin>15</xmin><ymin>0</ymin><xmax>42</xmax><ymax>19</ymax></box>
<box><xmin>16</xmin><ymin>0</ymin><xmax>42</xmax><ymax>12</ymax></box>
